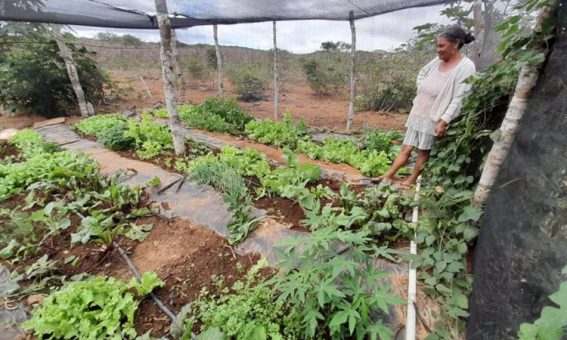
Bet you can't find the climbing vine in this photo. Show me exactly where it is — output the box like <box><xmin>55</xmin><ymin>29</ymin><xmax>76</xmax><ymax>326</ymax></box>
<box><xmin>417</xmin><ymin>0</ymin><xmax>558</xmax><ymax>337</ymax></box>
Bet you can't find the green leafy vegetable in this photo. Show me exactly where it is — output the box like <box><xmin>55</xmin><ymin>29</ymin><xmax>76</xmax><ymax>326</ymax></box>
<box><xmin>22</xmin><ymin>273</ymin><xmax>163</xmax><ymax>340</ymax></box>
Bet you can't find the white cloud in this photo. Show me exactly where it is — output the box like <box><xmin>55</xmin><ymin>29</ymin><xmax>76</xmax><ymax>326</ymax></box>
<box><xmin>71</xmin><ymin>4</ymin><xmax>452</xmax><ymax>53</ymax></box>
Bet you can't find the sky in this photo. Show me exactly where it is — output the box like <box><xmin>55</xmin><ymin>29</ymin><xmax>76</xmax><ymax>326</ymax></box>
<box><xmin>71</xmin><ymin>5</ymin><xmax>452</xmax><ymax>54</ymax></box>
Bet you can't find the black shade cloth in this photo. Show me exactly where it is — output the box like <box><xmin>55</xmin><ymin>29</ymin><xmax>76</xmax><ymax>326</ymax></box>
<box><xmin>467</xmin><ymin>1</ymin><xmax>567</xmax><ymax>338</ymax></box>
<box><xmin>1</xmin><ymin>0</ymin><xmax>448</xmax><ymax>28</ymax></box>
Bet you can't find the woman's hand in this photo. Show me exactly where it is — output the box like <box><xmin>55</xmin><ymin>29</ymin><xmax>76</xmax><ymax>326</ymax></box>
<box><xmin>435</xmin><ymin>120</ymin><xmax>449</xmax><ymax>137</ymax></box>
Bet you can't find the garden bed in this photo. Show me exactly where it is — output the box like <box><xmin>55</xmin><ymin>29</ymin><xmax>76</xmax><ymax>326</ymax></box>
<box><xmin>2</xmin><ymin>116</ymin><xmax>474</xmax><ymax>339</ymax></box>
<box><xmin>0</xmin><ymin>130</ymin><xmax>268</xmax><ymax>339</ymax></box>
<box><xmin>130</xmin><ymin>217</ymin><xmax>267</xmax><ymax>336</ymax></box>
<box><xmin>69</xmin><ymin>116</ymin><xmax>361</xmax><ymax>232</ymax></box>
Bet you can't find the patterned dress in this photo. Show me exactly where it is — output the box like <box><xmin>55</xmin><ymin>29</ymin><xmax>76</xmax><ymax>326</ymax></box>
<box><xmin>403</xmin><ymin>66</ymin><xmax>451</xmax><ymax>150</ymax></box>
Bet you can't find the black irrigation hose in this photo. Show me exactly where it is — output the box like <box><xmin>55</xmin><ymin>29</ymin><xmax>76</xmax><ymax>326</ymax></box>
<box><xmin>75</xmin><ymin>212</ymin><xmax>195</xmax><ymax>338</ymax></box>
<box><xmin>58</xmin><ymin>139</ymin><xmax>81</xmax><ymax>147</ymax></box>
<box><xmin>175</xmin><ymin>175</ymin><xmax>187</xmax><ymax>193</ymax></box>
<box><xmin>157</xmin><ymin>177</ymin><xmax>183</xmax><ymax>195</ymax></box>
<box><xmin>116</xmin><ymin>245</ymin><xmax>177</xmax><ymax>320</ymax></box>
<box><xmin>116</xmin><ymin>245</ymin><xmax>198</xmax><ymax>340</ymax></box>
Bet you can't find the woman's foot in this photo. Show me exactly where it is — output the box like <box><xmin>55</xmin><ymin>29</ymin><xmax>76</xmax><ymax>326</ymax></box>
<box><xmin>370</xmin><ymin>176</ymin><xmax>383</xmax><ymax>184</ymax></box>
<box><xmin>370</xmin><ymin>175</ymin><xmax>399</xmax><ymax>184</ymax></box>
<box><xmin>396</xmin><ymin>180</ymin><xmax>416</xmax><ymax>190</ymax></box>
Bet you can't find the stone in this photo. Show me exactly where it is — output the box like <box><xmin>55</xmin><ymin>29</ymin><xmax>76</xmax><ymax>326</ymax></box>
<box><xmin>32</xmin><ymin>117</ymin><xmax>66</xmax><ymax>129</ymax></box>
<box><xmin>0</xmin><ymin>128</ymin><xmax>18</xmax><ymax>141</ymax></box>
<box><xmin>26</xmin><ymin>294</ymin><xmax>44</xmax><ymax>305</ymax></box>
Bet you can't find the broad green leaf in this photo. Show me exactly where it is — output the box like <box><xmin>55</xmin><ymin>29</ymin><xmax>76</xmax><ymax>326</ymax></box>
<box><xmin>125</xmin><ymin>223</ymin><xmax>154</xmax><ymax>242</ymax></box>
<box><xmin>329</xmin><ymin>311</ymin><xmax>349</xmax><ymax>333</ymax></box>
<box><xmin>0</xmin><ymin>239</ymin><xmax>19</xmax><ymax>259</ymax></box>
<box><xmin>131</xmin><ymin>271</ymin><xmax>165</xmax><ymax>296</ymax></box>
<box><xmin>197</xmin><ymin>327</ymin><xmax>226</xmax><ymax>340</ymax></box>
<box><xmin>458</xmin><ymin>205</ymin><xmax>482</xmax><ymax>222</ymax></box>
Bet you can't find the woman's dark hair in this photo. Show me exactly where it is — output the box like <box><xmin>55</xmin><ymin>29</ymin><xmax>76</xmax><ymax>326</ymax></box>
<box><xmin>438</xmin><ymin>25</ymin><xmax>475</xmax><ymax>49</ymax></box>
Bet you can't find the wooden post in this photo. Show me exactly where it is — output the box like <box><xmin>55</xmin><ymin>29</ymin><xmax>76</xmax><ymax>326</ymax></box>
<box><xmin>139</xmin><ymin>76</ymin><xmax>152</xmax><ymax>98</ymax></box>
<box><xmin>472</xmin><ymin>0</ymin><xmax>485</xmax><ymax>68</ymax></box>
<box><xmin>50</xmin><ymin>24</ymin><xmax>93</xmax><ymax>117</ymax></box>
<box><xmin>473</xmin><ymin>0</ymin><xmax>500</xmax><ymax>72</ymax></box>
<box><xmin>171</xmin><ymin>29</ymin><xmax>186</xmax><ymax>102</ymax></box>
<box><xmin>273</xmin><ymin>21</ymin><xmax>280</xmax><ymax>120</ymax></box>
<box><xmin>213</xmin><ymin>24</ymin><xmax>224</xmax><ymax>97</ymax></box>
<box><xmin>473</xmin><ymin>5</ymin><xmax>553</xmax><ymax>207</ymax></box>
<box><xmin>478</xmin><ymin>0</ymin><xmax>500</xmax><ymax>72</ymax></box>
<box><xmin>155</xmin><ymin>0</ymin><xmax>186</xmax><ymax>156</ymax></box>
<box><xmin>345</xmin><ymin>11</ymin><xmax>357</xmax><ymax>132</ymax></box>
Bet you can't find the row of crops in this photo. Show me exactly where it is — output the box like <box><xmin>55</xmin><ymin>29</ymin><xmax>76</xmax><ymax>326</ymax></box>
<box><xmin>1</xmin><ymin>99</ymin><xmax>479</xmax><ymax>338</ymax></box>
<box><xmin>0</xmin><ymin>131</ymin><xmax>166</xmax><ymax>338</ymax></box>
<box><xmin>145</xmin><ymin>97</ymin><xmax>406</xmax><ymax>177</ymax></box>
<box><xmin>72</xmin><ymin>100</ymin><xmax>478</xmax><ymax>337</ymax></box>
<box><xmin>72</xmin><ymin>105</ymin><xmax>412</xmax><ymax>245</ymax></box>
<box><xmin>0</xmin><ymin>128</ymin><xmax>407</xmax><ymax>339</ymax></box>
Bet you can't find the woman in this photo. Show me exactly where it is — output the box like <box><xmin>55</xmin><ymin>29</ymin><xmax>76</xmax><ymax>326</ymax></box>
<box><xmin>379</xmin><ymin>25</ymin><xmax>476</xmax><ymax>188</ymax></box>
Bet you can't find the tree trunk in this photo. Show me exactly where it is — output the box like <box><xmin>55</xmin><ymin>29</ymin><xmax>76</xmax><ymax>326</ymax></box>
<box><xmin>473</xmin><ymin>5</ymin><xmax>553</xmax><ymax>207</ymax></box>
<box><xmin>477</xmin><ymin>0</ymin><xmax>500</xmax><ymax>72</ymax></box>
<box><xmin>213</xmin><ymin>24</ymin><xmax>224</xmax><ymax>97</ymax></box>
<box><xmin>345</xmin><ymin>12</ymin><xmax>357</xmax><ymax>132</ymax></box>
<box><xmin>273</xmin><ymin>21</ymin><xmax>280</xmax><ymax>120</ymax></box>
<box><xmin>171</xmin><ymin>29</ymin><xmax>186</xmax><ymax>102</ymax></box>
<box><xmin>50</xmin><ymin>24</ymin><xmax>93</xmax><ymax>117</ymax></box>
<box><xmin>155</xmin><ymin>0</ymin><xmax>186</xmax><ymax>156</ymax></box>
<box><xmin>472</xmin><ymin>0</ymin><xmax>485</xmax><ymax>68</ymax></box>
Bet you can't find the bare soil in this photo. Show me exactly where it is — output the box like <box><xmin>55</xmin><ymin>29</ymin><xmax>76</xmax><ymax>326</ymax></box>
<box><xmin>0</xmin><ymin>114</ymin><xmax>46</xmax><ymax>130</ymax></box>
<box><xmin>132</xmin><ymin>217</ymin><xmax>264</xmax><ymax>336</ymax></box>
<box><xmin>0</xmin><ymin>190</ymin><xmax>263</xmax><ymax>338</ymax></box>
<box><xmin>0</xmin><ymin>68</ymin><xmax>407</xmax><ymax>133</ymax></box>
<box><xmin>1</xmin><ymin>144</ymin><xmax>258</xmax><ymax>336</ymax></box>
<box><xmin>106</xmin><ymin>70</ymin><xmax>407</xmax><ymax>132</ymax></box>
<box><xmin>0</xmin><ymin>143</ymin><xmax>20</xmax><ymax>159</ymax></box>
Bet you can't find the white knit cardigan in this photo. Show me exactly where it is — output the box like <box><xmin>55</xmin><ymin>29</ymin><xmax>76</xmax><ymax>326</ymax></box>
<box><xmin>415</xmin><ymin>56</ymin><xmax>476</xmax><ymax>124</ymax></box>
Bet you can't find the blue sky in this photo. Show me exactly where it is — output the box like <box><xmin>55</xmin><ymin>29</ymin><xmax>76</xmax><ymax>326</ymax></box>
<box><xmin>72</xmin><ymin>5</ymin><xmax>451</xmax><ymax>53</ymax></box>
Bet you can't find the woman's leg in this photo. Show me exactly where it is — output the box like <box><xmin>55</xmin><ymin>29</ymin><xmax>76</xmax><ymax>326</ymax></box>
<box><xmin>382</xmin><ymin>144</ymin><xmax>414</xmax><ymax>180</ymax></box>
<box><xmin>401</xmin><ymin>149</ymin><xmax>430</xmax><ymax>185</ymax></box>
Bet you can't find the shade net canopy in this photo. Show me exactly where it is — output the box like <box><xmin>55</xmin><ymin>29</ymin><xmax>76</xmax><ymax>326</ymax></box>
<box><xmin>1</xmin><ymin>0</ymin><xmax>448</xmax><ymax>28</ymax></box>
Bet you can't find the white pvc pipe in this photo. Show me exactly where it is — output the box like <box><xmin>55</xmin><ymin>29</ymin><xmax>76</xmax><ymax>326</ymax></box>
<box><xmin>406</xmin><ymin>175</ymin><xmax>421</xmax><ymax>340</ymax></box>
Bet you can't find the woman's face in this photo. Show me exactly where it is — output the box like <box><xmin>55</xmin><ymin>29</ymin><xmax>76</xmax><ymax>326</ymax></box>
<box><xmin>437</xmin><ymin>37</ymin><xmax>459</xmax><ymax>62</ymax></box>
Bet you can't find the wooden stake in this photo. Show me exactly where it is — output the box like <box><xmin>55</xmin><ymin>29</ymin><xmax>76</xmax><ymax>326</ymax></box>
<box><xmin>171</xmin><ymin>29</ymin><xmax>186</xmax><ymax>102</ymax></box>
<box><xmin>472</xmin><ymin>0</ymin><xmax>485</xmax><ymax>68</ymax></box>
<box><xmin>346</xmin><ymin>11</ymin><xmax>357</xmax><ymax>132</ymax></box>
<box><xmin>155</xmin><ymin>0</ymin><xmax>186</xmax><ymax>156</ymax></box>
<box><xmin>273</xmin><ymin>21</ymin><xmax>280</xmax><ymax>120</ymax></box>
<box><xmin>213</xmin><ymin>24</ymin><xmax>224</xmax><ymax>97</ymax></box>
<box><xmin>50</xmin><ymin>24</ymin><xmax>93</xmax><ymax>117</ymax></box>
<box><xmin>139</xmin><ymin>76</ymin><xmax>152</xmax><ymax>98</ymax></box>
